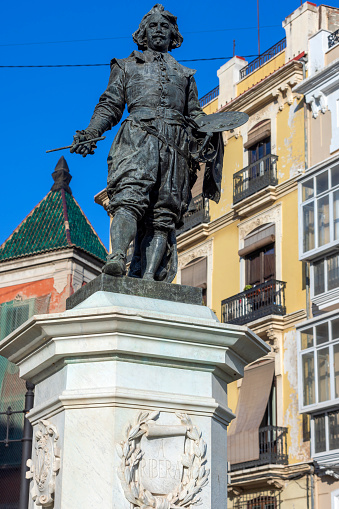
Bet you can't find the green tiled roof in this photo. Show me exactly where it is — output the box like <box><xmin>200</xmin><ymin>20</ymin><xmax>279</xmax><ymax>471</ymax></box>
<box><xmin>0</xmin><ymin>158</ymin><xmax>107</xmax><ymax>263</ymax></box>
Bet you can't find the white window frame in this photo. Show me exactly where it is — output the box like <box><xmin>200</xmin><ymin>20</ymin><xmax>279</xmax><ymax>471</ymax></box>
<box><xmin>332</xmin><ymin>488</ymin><xmax>339</xmax><ymax>509</ymax></box>
<box><xmin>310</xmin><ymin>409</ymin><xmax>339</xmax><ymax>459</ymax></box>
<box><xmin>311</xmin><ymin>253</ymin><xmax>339</xmax><ymax>299</ymax></box>
<box><xmin>298</xmin><ymin>161</ymin><xmax>339</xmax><ymax>261</ymax></box>
<box><xmin>297</xmin><ymin>311</ymin><xmax>339</xmax><ymax>414</ymax></box>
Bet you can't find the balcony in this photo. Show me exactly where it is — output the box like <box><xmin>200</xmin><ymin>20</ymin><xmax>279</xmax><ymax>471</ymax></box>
<box><xmin>328</xmin><ymin>28</ymin><xmax>339</xmax><ymax>48</ymax></box>
<box><xmin>230</xmin><ymin>425</ymin><xmax>288</xmax><ymax>471</ymax></box>
<box><xmin>199</xmin><ymin>85</ymin><xmax>219</xmax><ymax>108</ymax></box>
<box><xmin>177</xmin><ymin>194</ymin><xmax>210</xmax><ymax>236</ymax></box>
<box><xmin>233</xmin><ymin>154</ymin><xmax>278</xmax><ymax>205</ymax></box>
<box><xmin>221</xmin><ymin>279</ymin><xmax>286</xmax><ymax>325</ymax></box>
<box><xmin>240</xmin><ymin>38</ymin><xmax>286</xmax><ymax>79</ymax></box>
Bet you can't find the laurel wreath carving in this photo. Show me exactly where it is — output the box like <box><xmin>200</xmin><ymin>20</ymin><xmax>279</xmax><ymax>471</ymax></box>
<box><xmin>116</xmin><ymin>411</ymin><xmax>209</xmax><ymax>509</ymax></box>
<box><xmin>26</xmin><ymin>419</ymin><xmax>60</xmax><ymax>507</ymax></box>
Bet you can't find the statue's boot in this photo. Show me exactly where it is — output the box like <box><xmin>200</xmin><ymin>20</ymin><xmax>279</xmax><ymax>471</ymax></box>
<box><xmin>141</xmin><ymin>231</ymin><xmax>168</xmax><ymax>281</ymax></box>
<box><xmin>102</xmin><ymin>210</ymin><xmax>137</xmax><ymax>277</ymax></box>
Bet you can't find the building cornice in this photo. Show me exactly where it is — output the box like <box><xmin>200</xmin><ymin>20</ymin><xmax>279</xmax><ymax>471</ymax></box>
<box><xmin>297</xmin><ymin>152</ymin><xmax>339</xmax><ymax>182</ymax></box>
<box><xmin>294</xmin><ymin>58</ymin><xmax>339</xmax><ymax>95</ymax></box>
<box><xmin>177</xmin><ymin>224</ymin><xmax>210</xmax><ymax>252</ymax></box>
<box><xmin>229</xmin><ymin>461</ymin><xmax>313</xmax><ymax>488</ymax></box>
<box><xmin>219</xmin><ymin>60</ymin><xmax>304</xmax><ymax>115</ymax></box>
<box><xmin>0</xmin><ymin>248</ymin><xmax>103</xmax><ymax>282</ymax></box>
<box><xmin>94</xmin><ymin>188</ymin><xmax>109</xmax><ymax>211</ymax></box>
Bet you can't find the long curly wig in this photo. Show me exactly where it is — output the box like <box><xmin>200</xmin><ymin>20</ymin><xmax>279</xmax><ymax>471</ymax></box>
<box><xmin>132</xmin><ymin>4</ymin><xmax>183</xmax><ymax>52</ymax></box>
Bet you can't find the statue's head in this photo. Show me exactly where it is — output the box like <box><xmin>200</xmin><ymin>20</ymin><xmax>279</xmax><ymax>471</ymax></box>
<box><xmin>133</xmin><ymin>4</ymin><xmax>183</xmax><ymax>52</ymax></box>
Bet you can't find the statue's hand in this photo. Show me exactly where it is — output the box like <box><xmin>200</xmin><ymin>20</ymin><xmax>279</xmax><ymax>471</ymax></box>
<box><xmin>70</xmin><ymin>130</ymin><xmax>98</xmax><ymax>157</ymax></box>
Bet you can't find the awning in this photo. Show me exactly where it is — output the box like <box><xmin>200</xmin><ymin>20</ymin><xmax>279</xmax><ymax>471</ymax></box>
<box><xmin>227</xmin><ymin>359</ymin><xmax>275</xmax><ymax>465</ymax></box>
<box><xmin>238</xmin><ymin>235</ymin><xmax>275</xmax><ymax>257</ymax></box>
<box><xmin>238</xmin><ymin>223</ymin><xmax>275</xmax><ymax>257</ymax></box>
<box><xmin>243</xmin><ymin>119</ymin><xmax>271</xmax><ymax>149</ymax></box>
<box><xmin>181</xmin><ymin>257</ymin><xmax>207</xmax><ymax>288</ymax></box>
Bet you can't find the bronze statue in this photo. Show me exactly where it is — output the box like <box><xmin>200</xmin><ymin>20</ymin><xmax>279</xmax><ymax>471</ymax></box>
<box><xmin>70</xmin><ymin>4</ymin><xmax>225</xmax><ymax>282</ymax></box>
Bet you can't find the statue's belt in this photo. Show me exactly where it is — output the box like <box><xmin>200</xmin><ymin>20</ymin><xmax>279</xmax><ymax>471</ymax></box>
<box><xmin>125</xmin><ymin>115</ymin><xmax>189</xmax><ymax>162</ymax></box>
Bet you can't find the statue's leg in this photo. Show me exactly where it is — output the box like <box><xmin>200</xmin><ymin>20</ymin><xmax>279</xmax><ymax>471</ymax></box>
<box><xmin>102</xmin><ymin>208</ymin><xmax>137</xmax><ymax>276</ymax></box>
<box><xmin>140</xmin><ymin>229</ymin><xmax>168</xmax><ymax>281</ymax></box>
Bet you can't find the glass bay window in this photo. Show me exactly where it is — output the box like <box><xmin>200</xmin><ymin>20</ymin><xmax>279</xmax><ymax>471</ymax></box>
<box><xmin>300</xmin><ymin>164</ymin><xmax>339</xmax><ymax>258</ymax></box>
<box><xmin>299</xmin><ymin>315</ymin><xmax>339</xmax><ymax>410</ymax></box>
<box><xmin>312</xmin><ymin>253</ymin><xmax>339</xmax><ymax>296</ymax></box>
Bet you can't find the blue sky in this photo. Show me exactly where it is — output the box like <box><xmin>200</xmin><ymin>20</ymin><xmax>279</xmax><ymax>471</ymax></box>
<box><xmin>1</xmin><ymin>0</ymin><xmax>338</xmax><ymax>249</ymax></box>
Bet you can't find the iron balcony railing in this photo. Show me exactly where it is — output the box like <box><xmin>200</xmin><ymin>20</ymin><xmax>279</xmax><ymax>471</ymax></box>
<box><xmin>221</xmin><ymin>279</ymin><xmax>286</xmax><ymax>325</ymax></box>
<box><xmin>230</xmin><ymin>425</ymin><xmax>288</xmax><ymax>471</ymax></box>
<box><xmin>240</xmin><ymin>38</ymin><xmax>287</xmax><ymax>80</ymax></box>
<box><xmin>177</xmin><ymin>193</ymin><xmax>210</xmax><ymax>236</ymax></box>
<box><xmin>199</xmin><ymin>85</ymin><xmax>219</xmax><ymax>108</ymax></box>
<box><xmin>233</xmin><ymin>154</ymin><xmax>278</xmax><ymax>204</ymax></box>
<box><xmin>329</xmin><ymin>28</ymin><xmax>339</xmax><ymax>48</ymax></box>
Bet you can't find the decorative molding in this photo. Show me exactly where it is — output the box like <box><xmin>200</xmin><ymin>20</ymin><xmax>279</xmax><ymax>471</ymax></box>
<box><xmin>266</xmin><ymin>326</ymin><xmax>280</xmax><ymax>353</ymax></box>
<box><xmin>307</xmin><ymin>92</ymin><xmax>327</xmax><ymax>118</ymax></box>
<box><xmin>26</xmin><ymin>419</ymin><xmax>60</xmax><ymax>507</ymax></box>
<box><xmin>208</xmin><ymin>211</ymin><xmax>235</xmax><ymax>235</ymax></box>
<box><xmin>176</xmin><ymin>224</ymin><xmax>210</xmax><ymax>252</ymax></box>
<box><xmin>117</xmin><ymin>410</ymin><xmax>209</xmax><ymax>509</ymax></box>
<box><xmin>238</xmin><ymin>203</ymin><xmax>282</xmax><ymax>241</ymax></box>
<box><xmin>94</xmin><ymin>188</ymin><xmax>109</xmax><ymax>211</ymax></box>
<box><xmin>178</xmin><ymin>239</ymin><xmax>212</xmax><ymax>270</ymax></box>
<box><xmin>0</xmin><ymin>248</ymin><xmax>102</xmax><ymax>289</ymax></box>
<box><xmin>27</xmin><ymin>386</ymin><xmax>235</xmax><ymax>428</ymax></box>
<box><xmin>267</xmin><ymin>479</ymin><xmax>284</xmax><ymax>489</ymax></box>
<box><xmin>283</xmin><ymin>309</ymin><xmax>307</xmax><ymax>328</ymax></box>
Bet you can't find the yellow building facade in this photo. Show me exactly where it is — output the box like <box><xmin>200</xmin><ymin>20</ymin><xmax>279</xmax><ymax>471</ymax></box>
<box><xmin>176</xmin><ymin>3</ymin><xmax>339</xmax><ymax>508</ymax></box>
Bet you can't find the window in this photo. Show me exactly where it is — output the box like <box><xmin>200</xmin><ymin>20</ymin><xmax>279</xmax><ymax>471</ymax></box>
<box><xmin>246</xmin><ymin>243</ymin><xmax>275</xmax><ymax>286</ymax></box>
<box><xmin>233</xmin><ymin>491</ymin><xmax>279</xmax><ymax>509</ymax></box>
<box><xmin>300</xmin><ymin>164</ymin><xmax>339</xmax><ymax>258</ymax></box>
<box><xmin>249</xmin><ymin>137</ymin><xmax>271</xmax><ymax>165</ymax></box>
<box><xmin>299</xmin><ymin>316</ymin><xmax>339</xmax><ymax>410</ymax></box>
<box><xmin>311</xmin><ymin>409</ymin><xmax>339</xmax><ymax>455</ymax></box>
<box><xmin>0</xmin><ymin>295</ymin><xmax>50</xmax><ymax>340</ymax></box>
<box><xmin>181</xmin><ymin>257</ymin><xmax>207</xmax><ymax>305</ymax></box>
<box><xmin>0</xmin><ymin>299</ymin><xmax>33</xmax><ymax>340</ymax></box>
<box><xmin>312</xmin><ymin>253</ymin><xmax>339</xmax><ymax>296</ymax></box>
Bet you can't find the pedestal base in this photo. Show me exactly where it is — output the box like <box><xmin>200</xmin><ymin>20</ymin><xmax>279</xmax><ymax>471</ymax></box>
<box><xmin>0</xmin><ymin>285</ymin><xmax>269</xmax><ymax>509</ymax></box>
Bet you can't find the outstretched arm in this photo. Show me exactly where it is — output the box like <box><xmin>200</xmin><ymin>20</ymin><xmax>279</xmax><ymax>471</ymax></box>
<box><xmin>186</xmin><ymin>76</ymin><xmax>206</xmax><ymax>125</ymax></box>
<box><xmin>71</xmin><ymin>59</ymin><xmax>126</xmax><ymax>157</ymax></box>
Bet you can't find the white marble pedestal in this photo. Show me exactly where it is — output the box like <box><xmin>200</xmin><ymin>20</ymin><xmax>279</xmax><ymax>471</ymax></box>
<box><xmin>0</xmin><ymin>290</ymin><xmax>269</xmax><ymax>509</ymax></box>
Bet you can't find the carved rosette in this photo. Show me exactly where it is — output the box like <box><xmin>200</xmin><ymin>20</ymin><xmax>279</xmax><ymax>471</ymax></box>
<box><xmin>26</xmin><ymin>419</ymin><xmax>61</xmax><ymax>507</ymax></box>
<box><xmin>117</xmin><ymin>411</ymin><xmax>209</xmax><ymax>509</ymax></box>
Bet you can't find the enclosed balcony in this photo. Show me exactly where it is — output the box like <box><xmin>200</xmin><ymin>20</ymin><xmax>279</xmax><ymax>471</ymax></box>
<box><xmin>177</xmin><ymin>193</ymin><xmax>210</xmax><ymax>236</ymax></box>
<box><xmin>230</xmin><ymin>425</ymin><xmax>288</xmax><ymax>471</ymax></box>
<box><xmin>233</xmin><ymin>154</ymin><xmax>278</xmax><ymax>204</ymax></box>
<box><xmin>221</xmin><ymin>279</ymin><xmax>286</xmax><ymax>325</ymax></box>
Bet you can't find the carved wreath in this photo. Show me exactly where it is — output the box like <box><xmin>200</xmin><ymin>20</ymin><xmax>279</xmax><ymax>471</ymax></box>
<box><xmin>116</xmin><ymin>411</ymin><xmax>209</xmax><ymax>509</ymax></box>
<box><xmin>26</xmin><ymin>419</ymin><xmax>60</xmax><ymax>507</ymax></box>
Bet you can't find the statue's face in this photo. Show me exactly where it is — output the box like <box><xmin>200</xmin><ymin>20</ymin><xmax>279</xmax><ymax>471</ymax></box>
<box><xmin>146</xmin><ymin>13</ymin><xmax>173</xmax><ymax>52</ymax></box>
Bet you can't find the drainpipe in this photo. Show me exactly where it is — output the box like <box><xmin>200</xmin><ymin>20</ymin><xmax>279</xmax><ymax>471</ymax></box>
<box><xmin>310</xmin><ymin>464</ymin><xmax>315</xmax><ymax>509</ymax></box>
<box><xmin>300</xmin><ymin>55</ymin><xmax>311</xmax><ymax>320</ymax></box>
<box><xmin>19</xmin><ymin>382</ymin><xmax>34</xmax><ymax>509</ymax></box>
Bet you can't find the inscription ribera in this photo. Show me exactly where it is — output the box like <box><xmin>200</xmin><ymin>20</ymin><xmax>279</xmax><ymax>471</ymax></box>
<box><xmin>116</xmin><ymin>411</ymin><xmax>209</xmax><ymax>509</ymax></box>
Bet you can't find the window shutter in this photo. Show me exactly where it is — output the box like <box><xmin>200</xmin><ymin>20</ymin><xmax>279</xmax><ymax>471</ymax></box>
<box><xmin>181</xmin><ymin>257</ymin><xmax>207</xmax><ymax>288</ymax></box>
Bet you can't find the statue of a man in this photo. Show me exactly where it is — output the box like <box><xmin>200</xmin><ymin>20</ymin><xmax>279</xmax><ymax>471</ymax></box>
<box><xmin>71</xmin><ymin>4</ymin><xmax>223</xmax><ymax>282</ymax></box>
